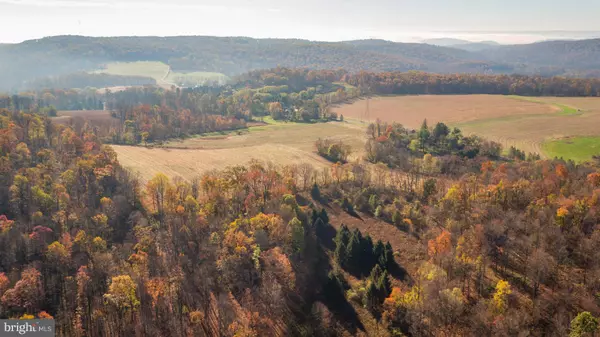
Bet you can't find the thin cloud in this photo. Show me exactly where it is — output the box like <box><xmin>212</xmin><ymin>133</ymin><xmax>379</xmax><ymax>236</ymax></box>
<box><xmin>0</xmin><ymin>0</ymin><xmax>230</xmax><ymax>11</ymax></box>
<box><xmin>0</xmin><ymin>0</ymin><xmax>110</xmax><ymax>7</ymax></box>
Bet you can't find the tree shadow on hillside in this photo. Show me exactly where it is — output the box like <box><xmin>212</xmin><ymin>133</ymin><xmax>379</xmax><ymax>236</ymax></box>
<box><xmin>348</xmin><ymin>210</ymin><xmax>363</xmax><ymax>221</ymax></box>
<box><xmin>296</xmin><ymin>194</ymin><xmax>311</xmax><ymax>207</ymax></box>
<box><xmin>316</xmin><ymin>221</ymin><xmax>338</xmax><ymax>251</ymax></box>
<box><xmin>319</xmin><ymin>269</ymin><xmax>365</xmax><ymax>334</ymax></box>
<box><xmin>312</xmin><ymin>230</ymin><xmax>365</xmax><ymax>334</ymax></box>
<box><xmin>319</xmin><ymin>293</ymin><xmax>365</xmax><ymax>335</ymax></box>
<box><xmin>388</xmin><ymin>259</ymin><xmax>412</xmax><ymax>284</ymax></box>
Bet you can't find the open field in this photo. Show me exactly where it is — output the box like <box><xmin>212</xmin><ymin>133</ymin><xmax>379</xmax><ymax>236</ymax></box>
<box><xmin>94</xmin><ymin>61</ymin><xmax>229</xmax><ymax>87</ymax></box>
<box><xmin>333</xmin><ymin>95</ymin><xmax>600</xmax><ymax>161</ymax></box>
<box><xmin>96</xmin><ymin>61</ymin><xmax>170</xmax><ymax>81</ymax></box>
<box><xmin>542</xmin><ymin>136</ymin><xmax>600</xmax><ymax>162</ymax></box>
<box><xmin>51</xmin><ymin>110</ymin><xmax>117</xmax><ymax>124</ymax></box>
<box><xmin>112</xmin><ymin>121</ymin><xmax>366</xmax><ymax>182</ymax></box>
<box><xmin>166</xmin><ymin>71</ymin><xmax>229</xmax><ymax>87</ymax></box>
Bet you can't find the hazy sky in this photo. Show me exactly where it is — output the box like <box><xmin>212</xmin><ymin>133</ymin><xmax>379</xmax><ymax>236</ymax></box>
<box><xmin>1</xmin><ymin>0</ymin><xmax>599</xmax><ymax>44</ymax></box>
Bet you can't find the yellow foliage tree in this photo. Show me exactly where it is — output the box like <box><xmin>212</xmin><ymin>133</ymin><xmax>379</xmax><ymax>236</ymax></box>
<box><xmin>46</xmin><ymin>241</ymin><xmax>70</xmax><ymax>265</ymax></box>
<box><xmin>103</xmin><ymin>275</ymin><xmax>140</xmax><ymax>312</ymax></box>
<box><xmin>491</xmin><ymin>279</ymin><xmax>512</xmax><ymax>314</ymax></box>
<box><xmin>146</xmin><ymin>173</ymin><xmax>171</xmax><ymax>214</ymax></box>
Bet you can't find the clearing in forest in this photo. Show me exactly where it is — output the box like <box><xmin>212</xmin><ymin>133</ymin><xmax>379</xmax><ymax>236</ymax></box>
<box><xmin>333</xmin><ymin>94</ymin><xmax>600</xmax><ymax>161</ymax></box>
<box><xmin>111</xmin><ymin>121</ymin><xmax>366</xmax><ymax>182</ymax></box>
<box><xmin>51</xmin><ymin>110</ymin><xmax>117</xmax><ymax>124</ymax></box>
<box><xmin>94</xmin><ymin>61</ymin><xmax>229</xmax><ymax>87</ymax></box>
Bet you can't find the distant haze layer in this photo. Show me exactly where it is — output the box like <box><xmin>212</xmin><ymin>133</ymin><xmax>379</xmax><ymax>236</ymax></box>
<box><xmin>1</xmin><ymin>0</ymin><xmax>600</xmax><ymax>43</ymax></box>
<box><xmin>2</xmin><ymin>31</ymin><xmax>600</xmax><ymax>45</ymax></box>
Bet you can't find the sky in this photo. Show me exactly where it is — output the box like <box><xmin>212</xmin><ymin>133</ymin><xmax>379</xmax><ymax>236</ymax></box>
<box><xmin>1</xmin><ymin>0</ymin><xmax>600</xmax><ymax>44</ymax></box>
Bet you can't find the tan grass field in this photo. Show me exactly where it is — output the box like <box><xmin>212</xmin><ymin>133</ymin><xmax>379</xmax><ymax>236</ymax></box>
<box><xmin>112</xmin><ymin>122</ymin><xmax>366</xmax><ymax>182</ymax></box>
<box><xmin>52</xmin><ymin>110</ymin><xmax>117</xmax><ymax>125</ymax></box>
<box><xmin>333</xmin><ymin>95</ymin><xmax>600</xmax><ymax>157</ymax></box>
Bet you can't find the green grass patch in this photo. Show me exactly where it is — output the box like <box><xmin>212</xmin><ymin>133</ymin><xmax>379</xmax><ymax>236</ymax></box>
<box><xmin>94</xmin><ymin>61</ymin><xmax>229</xmax><ymax>86</ymax></box>
<box><xmin>261</xmin><ymin>116</ymin><xmax>288</xmax><ymax>125</ymax></box>
<box><xmin>166</xmin><ymin>71</ymin><xmax>229</xmax><ymax>86</ymax></box>
<box><xmin>555</xmin><ymin>104</ymin><xmax>580</xmax><ymax>115</ymax></box>
<box><xmin>95</xmin><ymin>61</ymin><xmax>169</xmax><ymax>81</ymax></box>
<box><xmin>453</xmin><ymin>113</ymin><xmax>543</xmax><ymax>129</ymax></box>
<box><xmin>542</xmin><ymin>136</ymin><xmax>600</xmax><ymax>162</ymax></box>
<box><xmin>333</xmin><ymin>81</ymin><xmax>357</xmax><ymax>90</ymax></box>
<box><xmin>507</xmin><ymin>95</ymin><xmax>582</xmax><ymax>115</ymax></box>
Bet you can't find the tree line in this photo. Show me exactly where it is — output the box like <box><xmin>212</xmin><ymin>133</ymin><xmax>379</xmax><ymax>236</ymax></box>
<box><xmin>345</xmin><ymin>71</ymin><xmax>600</xmax><ymax>96</ymax></box>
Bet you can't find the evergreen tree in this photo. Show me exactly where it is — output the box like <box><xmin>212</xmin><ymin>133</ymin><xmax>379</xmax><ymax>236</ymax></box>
<box><xmin>373</xmin><ymin>240</ymin><xmax>385</xmax><ymax>266</ymax></box>
<box><xmin>341</xmin><ymin>197</ymin><xmax>354</xmax><ymax>214</ymax></box>
<box><xmin>362</xmin><ymin>234</ymin><xmax>375</xmax><ymax>271</ymax></box>
<box><xmin>335</xmin><ymin>224</ymin><xmax>350</xmax><ymax>246</ymax></box>
<box><xmin>324</xmin><ymin>270</ymin><xmax>347</xmax><ymax>305</ymax></box>
<box><xmin>311</xmin><ymin>182</ymin><xmax>321</xmax><ymax>200</ymax></box>
<box><xmin>319</xmin><ymin>208</ymin><xmax>329</xmax><ymax>224</ymax></box>
<box><xmin>432</xmin><ymin>122</ymin><xmax>450</xmax><ymax>144</ymax></box>
<box><xmin>334</xmin><ymin>241</ymin><xmax>347</xmax><ymax>267</ymax></box>
<box><xmin>364</xmin><ymin>281</ymin><xmax>378</xmax><ymax>313</ymax></box>
<box><xmin>418</xmin><ymin>119</ymin><xmax>430</xmax><ymax>152</ymax></box>
<box><xmin>345</xmin><ymin>229</ymin><xmax>363</xmax><ymax>272</ymax></box>
<box><xmin>383</xmin><ymin>242</ymin><xmax>394</xmax><ymax>269</ymax></box>
<box><xmin>377</xmin><ymin>270</ymin><xmax>391</xmax><ymax>298</ymax></box>
<box><xmin>311</xmin><ymin>207</ymin><xmax>319</xmax><ymax>226</ymax></box>
<box><xmin>370</xmin><ymin>264</ymin><xmax>383</xmax><ymax>283</ymax></box>
<box><xmin>334</xmin><ymin>225</ymin><xmax>350</xmax><ymax>267</ymax></box>
<box><xmin>314</xmin><ymin>218</ymin><xmax>326</xmax><ymax>241</ymax></box>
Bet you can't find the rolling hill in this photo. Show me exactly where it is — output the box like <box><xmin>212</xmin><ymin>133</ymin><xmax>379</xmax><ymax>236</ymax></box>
<box><xmin>2</xmin><ymin>35</ymin><xmax>600</xmax><ymax>91</ymax></box>
<box><xmin>479</xmin><ymin>38</ymin><xmax>600</xmax><ymax>76</ymax></box>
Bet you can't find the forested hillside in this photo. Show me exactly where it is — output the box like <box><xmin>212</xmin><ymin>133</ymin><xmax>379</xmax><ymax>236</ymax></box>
<box><xmin>3</xmin><ymin>35</ymin><xmax>600</xmax><ymax>91</ymax></box>
<box><xmin>2</xmin><ymin>104</ymin><xmax>600</xmax><ymax>335</ymax></box>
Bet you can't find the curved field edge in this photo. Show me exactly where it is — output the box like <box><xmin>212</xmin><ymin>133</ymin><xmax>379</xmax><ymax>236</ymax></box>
<box><xmin>507</xmin><ymin>95</ymin><xmax>582</xmax><ymax>115</ymax></box>
<box><xmin>542</xmin><ymin>136</ymin><xmax>600</xmax><ymax>162</ymax></box>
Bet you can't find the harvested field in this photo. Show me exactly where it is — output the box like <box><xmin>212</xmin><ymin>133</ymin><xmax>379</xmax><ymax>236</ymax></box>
<box><xmin>334</xmin><ymin>95</ymin><xmax>600</xmax><ymax>160</ymax></box>
<box><xmin>112</xmin><ymin>122</ymin><xmax>366</xmax><ymax>182</ymax></box>
<box><xmin>333</xmin><ymin>95</ymin><xmax>555</xmax><ymax>129</ymax></box>
<box><xmin>51</xmin><ymin>110</ymin><xmax>117</xmax><ymax>124</ymax></box>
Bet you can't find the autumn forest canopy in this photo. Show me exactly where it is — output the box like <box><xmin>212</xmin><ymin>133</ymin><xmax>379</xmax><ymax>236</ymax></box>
<box><xmin>3</xmin><ymin>60</ymin><xmax>600</xmax><ymax>337</ymax></box>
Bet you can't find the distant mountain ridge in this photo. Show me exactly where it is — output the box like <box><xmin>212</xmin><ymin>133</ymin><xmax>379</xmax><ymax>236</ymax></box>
<box><xmin>423</xmin><ymin>38</ymin><xmax>502</xmax><ymax>52</ymax></box>
<box><xmin>1</xmin><ymin>35</ymin><xmax>600</xmax><ymax>91</ymax></box>
<box><xmin>422</xmin><ymin>37</ymin><xmax>501</xmax><ymax>47</ymax></box>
